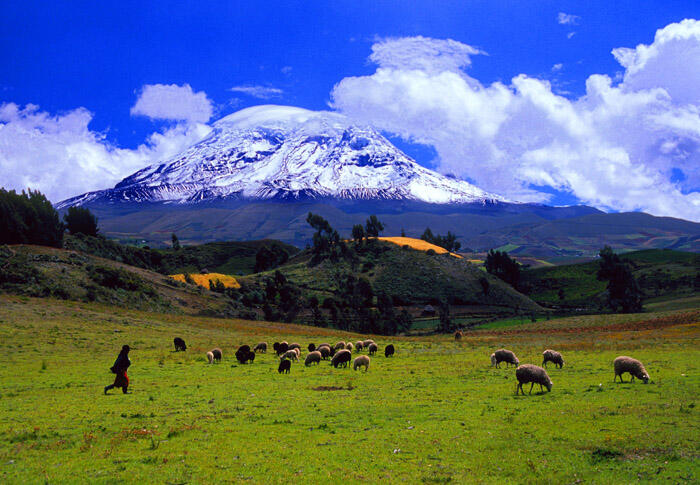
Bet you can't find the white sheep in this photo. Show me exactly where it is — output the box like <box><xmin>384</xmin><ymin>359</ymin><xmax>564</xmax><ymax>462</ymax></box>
<box><xmin>542</xmin><ymin>349</ymin><xmax>564</xmax><ymax>368</ymax></box>
<box><xmin>281</xmin><ymin>350</ymin><xmax>299</xmax><ymax>361</ymax></box>
<box><xmin>206</xmin><ymin>351</ymin><xmax>214</xmax><ymax>364</ymax></box>
<box><xmin>491</xmin><ymin>349</ymin><xmax>519</xmax><ymax>368</ymax></box>
<box><xmin>353</xmin><ymin>355</ymin><xmax>370</xmax><ymax>372</ymax></box>
<box><xmin>515</xmin><ymin>364</ymin><xmax>553</xmax><ymax>395</ymax></box>
<box><xmin>345</xmin><ymin>342</ymin><xmax>354</xmax><ymax>351</ymax></box>
<box><xmin>305</xmin><ymin>351</ymin><xmax>322</xmax><ymax>366</ymax></box>
<box><xmin>334</xmin><ymin>341</ymin><xmax>346</xmax><ymax>350</ymax></box>
<box><xmin>354</xmin><ymin>341</ymin><xmax>364</xmax><ymax>351</ymax></box>
<box><xmin>362</xmin><ymin>339</ymin><xmax>375</xmax><ymax>347</ymax></box>
<box><xmin>614</xmin><ymin>356</ymin><xmax>649</xmax><ymax>383</ymax></box>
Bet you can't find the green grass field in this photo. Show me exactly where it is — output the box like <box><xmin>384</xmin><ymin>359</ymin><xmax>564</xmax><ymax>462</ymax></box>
<box><xmin>0</xmin><ymin>295</ymin><xmax>698</xmax><ymax>483</ymax></box>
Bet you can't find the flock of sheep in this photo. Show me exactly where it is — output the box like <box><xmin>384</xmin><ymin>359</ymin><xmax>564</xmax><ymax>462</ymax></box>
<box><xmin>181</xmin><ymin>338</ymin><xmax>396</xmax><ymax>374</ymax></box>
<box><xmin>484</xmin><ymin>343</ymin><xmax>650</xmax><ymax>394</ymax></box>
<box><xmin>176</xmin><ymin>334</ymin><xmax>651</xmax><ymax>394</ymax></box>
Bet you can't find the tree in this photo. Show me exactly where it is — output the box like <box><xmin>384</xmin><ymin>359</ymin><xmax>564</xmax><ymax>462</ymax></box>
<box><xmin>420</xmin><ymin>228</ymin><xmax>461</xmax><ymax>252</ymax></box>
<box><xmin>63</xmin><ymin>206</ymin><xmax>99</xmax><ymax>237</ymax></box>
<box><xmin>171</xmin><ymin>233</ymin><xmax>180</xmax><ymax>250</ymax></box>
<box><xmin>597</xmin><ymin>246</ymin><xmax>642</xmax><ymax>313</ymax></box>
<box><xmin>438</xmin><ymin>300</ymin><xmax>452</xmax><ymax>333</ymax></box>
<box><xmin>0</xmin><ymin>188</ymin><xmax>64</xmax><ymax>247</ymax></box>
<box><xmin>306</xmin><ymin>212</ymin><xmax>343</xmax><ymax>264</ymax></box>
<box><xmin>352</xmin><ymin>224</ymin><xmax>365</xmax><ymax>245</ymax></box>
<box><xmin>401</xmin><ymin>228</ymin><xmax>406</xmax><ymax>237</ymax></box>
<box><xmin>364</xmin><ymin>215</ymin><xmax>384</xmax><ymax>238</ymax></box>
<box><xmin>485</xmin><ymin>249</ymin><xmax>521</xmax><ymax>289</ymax></box>
<box><xmin>254</xmin><ymin>246</ymin><xmax>289</xmax><ymax>273</ymax></box>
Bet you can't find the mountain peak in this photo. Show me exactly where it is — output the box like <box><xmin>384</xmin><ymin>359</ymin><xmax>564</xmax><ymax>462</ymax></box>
<box><xmin>58</xmin><ymin>105</ymin><xmax>505</xmax><ymax>208</ymax></box>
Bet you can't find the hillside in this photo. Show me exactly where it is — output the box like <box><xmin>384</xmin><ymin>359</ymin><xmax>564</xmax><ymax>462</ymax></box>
<box><xmin>63</xmin><ymin>233</ymin><xmax>298</xmax><ymax>275</ymax></box>
<box><xmin>243</xmin><ymin>240</ymin><xmax>540</xmax><ymax>311</ymax></box>
<box><xmin>521</xmin><ymin>249</ymin><xmax>700</xmax><ymax>310</ymax></box>
<box><xmin>0</xmin><ymin>244</ymin><xmax>247</xmax><ymax>317</ymax></box>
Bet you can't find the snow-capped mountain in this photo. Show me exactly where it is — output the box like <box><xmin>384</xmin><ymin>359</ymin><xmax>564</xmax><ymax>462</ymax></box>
<box><xmin>58</xmin><ymin>105</ymin><xmax>504</xmax><ymax>208</ymax></box>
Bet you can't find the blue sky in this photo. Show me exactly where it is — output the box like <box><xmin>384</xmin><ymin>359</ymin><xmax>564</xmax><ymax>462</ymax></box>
<box><xmin>1</xmin><ymin>1</ymin><xmax>699</xmax><ymax>219</ymax></box>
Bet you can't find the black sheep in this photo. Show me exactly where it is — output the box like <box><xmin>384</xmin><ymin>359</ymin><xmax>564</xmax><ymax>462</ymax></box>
<box><xmin>236</xmin><ymin>348</ymin><xmax>255</xmax><ymax>364</ymax></box>
<box><xmin>273</xmin><ymin>342</ymin><xmax>280</xmax><ymax>353</ymax></box>
<box><xmin>278</xmin><ymin>359</ymin><xmax>291</xmax><ymax>374</ymax></box>
<box><xmin>308</xmin><ymin>343</ymin><xmax>316</xmax><ymax>352</ymax></box>
<box><xmin>331</xmin><ymin>349</ymin><xmax>352</xmax><ymax>368</ymax></box>
<box><xmin>237</xmin><ymin>345</ymin><xmax>251</xmax><ymax>354</ymax></box>
<box><xmin>211</xmin><ymin>348</ymin><xmax>222</xmax><ymax>362</ymax></box>
<box><xmin>173</xmin><ymin>337</ymin><xmax>187</xmax><ymax>352</ymax></box>
<box><xmin>385</xmin><ymin>344</ymin><xmax>395</xmax><ymax>357</ymax></box>
<box><xmin>276</xmin><ymin>342</ymin><xmax>289</xmax><ymax>356</ymax></box>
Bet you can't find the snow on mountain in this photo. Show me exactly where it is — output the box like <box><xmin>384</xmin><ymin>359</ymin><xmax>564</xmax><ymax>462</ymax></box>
<box><xmin>58</xmin><ymin>105</ymin><xmax>504</xmax><ymax>208</ymax></box>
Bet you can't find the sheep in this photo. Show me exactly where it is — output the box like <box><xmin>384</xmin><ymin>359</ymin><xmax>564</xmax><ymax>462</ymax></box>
<box><xmin>308</xmin><ymin>343</ymin><xmax>316</xmax><ymax>352</ymax></box>
<box><xmin>236</xmin><ymin>347</ymin><xmax>255</xmax><ymax>364</ymax></box>
<box><xmin>289</xmin><ymin>343</ymin><xmax>301</xmax><ymax>352</ymax></box>
<box><xmin>318</xmin><ymin>343</ymin><xmax>331</xmax><ymax>350</ymax></box>
<box><xmin>211</xmin><ymin>348</ymin><xmax>222</xmax><ymax>362</ymax></box>
<box><xmin>614</xmin><ymin>356</ymin><xmax>649</xmax><ymax>384</ymax></box>
<box><xmin>354</xmin><ymin>341</ymin><xmax>364</xmax><ymax>351</ymax></box>
<box><xmin>515</xmin><ymin>364</ymin><xmax>553</xmax><ymax>395</ymax></box>
<box><xmin>254</xmin><ymin>342</ymin><xmax>267</xmax><ymax>353</ymax></box>
<box><xmin>292</xmin><ymin>348</ymin><xmax>301</xmax><ymax>358</ymax></box>
<box><xmin>542</xmin><ymin>349</ymin><xmax>564</xmax><ymax>368</ymax></box>
<box><xmin>318</xmin><ymin>346</ymin><xmax>331</xmax><ymax>359</ymax></box>
<box><xmin>334</xmin><ymin>341</ymin><xmax>346</xmax><ymax>351</ymax></box>
<box><xmin>331</xmin><ymin>349</ymin><xmax>352</xmax><ymax>368</ymax></box>
<box><xmin>278</xmin><ymin>359</ymin><xmax>291</xmax><ymax>374</ymax></box>
<box><xmin>173</xmin><ymin>337</ymin><xmax>187</xmax><ymax>351</ymax></box>
<box><xmin>281</xmin><ymin>350</ymin><xmax>298</xmax><ymax>361</ymax></box>
<box><xmin>491</xmin><ymin>349</ymin><xmax>519</xmax><ymax>368</ymax></box>
<box><xmin>454</xmin><ymin>330</ymin><xmax>463</xmax><ymax>341</ymax></box>
<box><xmin>353</xmin><ymin>355</ymin><xmax>370</xmax><ymax>372</ymax></box>
<box><xmin>305</xmin><ymin>351</ymin><xmax>322</xmax><ymax>366</ymax></box>
<box><xmin>345</xmin><ymin>342</ymin><xmax>354</xmax><ymax>351</ymax></box>
<box><xmin>273</xmin><ymin>342</ymin><xmax>280</xmax><ymax>353</ymax></box>
<box><xmin>276</xmin><ymin>342</ymin><xmax>289</xmax><ymax>356</ymax></box>
<box><xmin>206</xmin><ymin>351</ymin><xmax>214</xmax><ymax>364</ymax></box>
<box><xmin>368</xmin><ymin>343</ymin><xmax>378</xmax><ymax>355</ymax></box>
<box><xmin>384</xmin><ymin>344</ymin><xmax>395</xmax><ymax>357</ymax></box>
<box><xmin>362</xmin><ymin>339</ymin><xmax>375</xmax><ymax>347</ymax></box>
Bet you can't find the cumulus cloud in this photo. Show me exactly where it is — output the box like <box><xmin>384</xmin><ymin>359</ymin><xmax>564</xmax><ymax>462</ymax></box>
<box><xmin>131</xmin><ymin>83</ymin><xmax>213</xmax><ymax>122</ymax></box>
<box><xmin>229</xmin><ymin>85</ymin><xmax>284</xmax><ymax>99</ymax></box>
<box><xmin>331</xmin><ymin>25</ymin><xmax>700</xmax><ymax>221</ymax></box>
<box><xmin>0</xmin><ymin>103</ymin><xmax>211</xmax><ymax>202</ymax></box>
<box><xmin>557</xmin><ymin>12</ymin><xmax>580</xmax><ymax>25</ymax></box>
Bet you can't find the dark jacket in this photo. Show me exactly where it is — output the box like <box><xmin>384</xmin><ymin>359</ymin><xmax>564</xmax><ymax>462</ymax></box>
<box><xmin>111</xmin><ymin>350</ymin><xmax>131</xmax><ymax>374</ymax></box>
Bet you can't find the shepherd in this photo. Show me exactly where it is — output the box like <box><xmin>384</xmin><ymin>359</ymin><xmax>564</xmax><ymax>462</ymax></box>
<box><xmin>104</xmin><ymin>345</ymin><xmax>131</xmax><ymax>394</ymax></box>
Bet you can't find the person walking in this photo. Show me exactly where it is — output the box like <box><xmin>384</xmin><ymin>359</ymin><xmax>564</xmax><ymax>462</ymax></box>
<box><xmin>104</xmin><ymin>345</ymin><xmax>131</xmax><ymax>394</ymax></box>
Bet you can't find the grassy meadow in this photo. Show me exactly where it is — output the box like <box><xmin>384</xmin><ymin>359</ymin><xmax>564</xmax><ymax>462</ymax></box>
<box><xmin>0</xmin><ymin>295</ymin><xmax>698</xmax><ymax>483</ymax></box>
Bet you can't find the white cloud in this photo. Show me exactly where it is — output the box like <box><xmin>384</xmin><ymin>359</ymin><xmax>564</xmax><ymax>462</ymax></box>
<box><xmin>369</xmin><ymin>36</ymin><xmax>484</xmax><ymax>73</ymax></box>
<box><xmin>229</xmin><ymin>85</ymin><xmax>284</xmax><ymax>99</ymax></box>
<box><xmin>130</xmin><ymin>83</ymin><xmax>213</xmax><ymax>122</ymax></box>
<box><xmin>567</xmin><ymin>32</ymin><xmax>576</xmax><ymax>39</ymax></box>
<box><xmin>552</xmin><ymin>63</ymin><xmax>563</xmax><ymax>72</ymax></box>
<box><xmin>331</xmin><ymin>27</ymin><xmax>700</xmax><ymax>221</ymax></box>
<box><xmin>0</xmin><ymin>103</ymin><xmax>211</xmax><ymax>202</ymax></box>
<box><xmin>558</xmin><ymin>12</ymin><xmax>580</xmax><ymax>25</ymax></box>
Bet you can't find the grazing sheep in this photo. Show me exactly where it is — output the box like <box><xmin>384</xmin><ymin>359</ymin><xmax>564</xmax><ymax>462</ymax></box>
<box><xmin>254</xmin><ymin>342</ymin><xmax>267</xmax><ymax>353</ymax></box>
<box><xmin>276</xmin><ymin>342</ymin><xmax>289</xmax><ymax>356</ymax></box>
<box><xmin>236</xmin><ymin>347</ymin><xmax>255</xmax><ymax>364</ymax></box>
<box><xmin>542</xmin><ymin>349</ymin><xmax>564</xmax><ymax>368</ymax></box>
<box><xmin>355</xmin><ymin>341</ymin><xmax>364</xmax><ymax>351</ymax></box>
<box><xmin>278</xmin><ymin>359</ymin><xmax>291</xmax><ymax>374</ymax></box>
<box><xmin>273</xmin><ymin>342</ymin><xmax>280</xmax><ymax>353</ymax></box>
<box><xmin>206</xmin><ymin>351</ymin><xmax>214</xmax><ymax>364</ymax></box>
<box><xmin>515</xmin><ymin>364</ymin><xmax>553</xmax><ymax>395</ymax></box>
<box><xmin>334</xmin><ymin>341</ymin><xmax>346</xmax><ymax>351</ymax></box>
<box><xmin>308</xmin><ymin>343</ymin><xmax>316</xmax><ymax>352</ymax></box>
<box><xmin>353</xmin><ymin>355</ymin><xmax>370</xmax><ymax>372</ymax></box>
<box><xmin>318</xmin><ymin>343</ymin><xmax>331</xmax><ymax>350</ymax></box>
<box><xmin>281</xmin><ymin>350</ymin><xmax>298</xmax><ymax>361</ymax></box>
<box><xmin>345</xmin><ymin>342</ymin><xmax>354</xmax><ymax>351</ymax></box>
<box><xmin>384</xmin><ymin>344</ymin><xmax>395</xmax><ymax>357</ymax></box>
<box><xmin>211</xmin><ymin>348</ymin><xmax>222</xmax><ymax>362</ymax></box>
<box><xmin>454</xmin><ymin>330</ymin><xmax>463</xmax><ymax>341</ymax></box>
<box><xmin>331</xmin><ymin>349</ymin><xmax>352</xmax><ymax>368</ymax></box>
<box><xmin>292</xmin><ymin>348</ymin><xmax>301</xmax><ymax>358</ymax></box>
<box><xmin>614</xmin><ymin>356</ymin><xmax>650</xmax><ymax>384</ymax></box>
<box><xmin>318</xmin><ymin>346</ymin><xmax>331</xmax><ymax>359</ymax></box>
<box><xmin>492</xmin><ymin>349</ymin><xmax>519</xmax><ymax>368</ymax></box>
<box><xmin>368</xmin><ymin>343</ymin><xmax>378</xmax><ymax>355</ymax></box>
<box><xmin>173</xmin><ymin>337</ymin><xmax>187</xmax><ymax>351</ymax></box>
<box><xmin>305</xmin><ymin>351</ymin><xmax>322</xmax><ymax>366</ymax></box>
<box><xmin>362</xmin><ymin>339</ymin><xmax>375</xmax><ymax>347</ymax></box>
<box><xmin>289</xmin><ymin>343</ymin><xmax>301</xmax><ymax>351</ymax></box>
